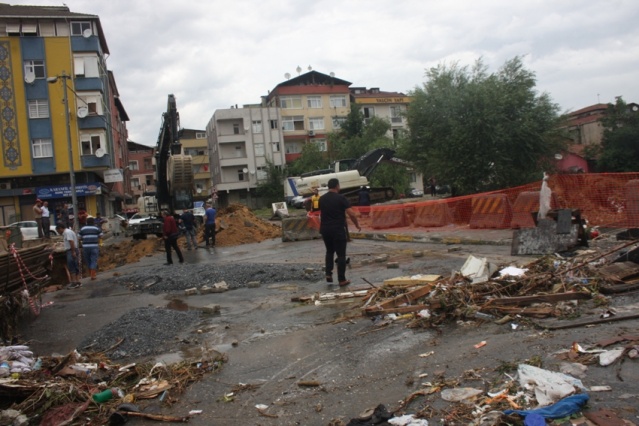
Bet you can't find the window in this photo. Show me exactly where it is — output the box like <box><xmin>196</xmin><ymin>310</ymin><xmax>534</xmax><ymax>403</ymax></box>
<box><xmin>363</xmin><ymin>107</ymin><xmax>375</xmax><ymax>123</ymax></box>
<box><xmin>257</xmin><ymin>166</ymin><xmax>267</xmax><ymax>181</ymax></box>
<box><xmin>24</xmin><ymin>60</ymin><xmax>45</xmax><ymax>79</ymax></box>
<box><xmin>146</xmin><ymin>175</ymin><xmax>153</xmax><ymax>186</ymax></box>
<box><xmin>238</xmin><ymin>169</ymin><xmax>246</xmax><ymax>181</ymax></box>
<box><xmin>280</xmin><ymin>96</ymin><xmax>302</xmax><ymax>109</ymax></box>
<box><xmin>252</xmin><ymin>120</ymin><xmax>262</xmax><ymax>133</ymax></box>
<box><xmin>332</xmin><ymin>117</ymin><xmax>346</xmax><ymax>129</ymax></box>
<box><xmin>74</xmin><ymin>55</ymin><xmax>99</xmax><ymax>78</ymax></box>
<box><xmin>143</xmin><ymin>158</ymin><xmax>152</xmax><ymax>170</ymax></box>
<box><xmin>32</xmin><ymin>138</ymin><xmax>52</xmax><ymax>158</ymax></box>
<box><xmin>80</xmin><ymin>134</ymin><xmax>101</xmax><ymax>155</ymax></box>
<box><xmin>285</xmin><ymin>143</ymin><xmax>302</xmax><ymax>154</ymax></box>
<box><xmin>28</xmin><ymin>100</ymin><xmax>49</xmax><ymax>119</ymax></box>
<box><xmin>128</xmin><ymin>161</ymin><xmax>139</xmax><ymax>171</ymax></box>
<box><xmin>78</xmin><ymin>93</ymin><xmax>102</xmax><ymax>115</ymax></box>
<box><xmin>270</xmin><ymin>120</ymin><xmax>278</xmax><ymax>129</ymax></box>
<box><xmin>233</xmin><ymin>123</ymin><xmax>240</xmax><ymax>134</ymax></box>
<box><xmin>308</xmin><ymin>117</ymin><xmax>325</xmax><ymax>131</ymax></box>
<box><xmin>196</xmin><ymin>132</ymin><xmax>206</xmax><ymax>139</ymax></box>
<box><xmin>312</xmin><ymin>138</ymin><xmax>327</xmax><ymax>152</ymax></box>
<box><xmin>307</xmin><ymin>96</ymin><xmax>322</xmax><ymax>108</ymax></box>
<box><xmin>282</xmin><ymin>115</ymin><xmax>304</xmax><ymax>131</ymax></box>
<box><xmin>131</xmin><ymin>178</ymin><xmax>140</xmax><ymax>190</ymax></box>
<box><xmin>272</xmin><ymin>142</ymin><xmax>280</xmax><ymax>152</ymax></box>
<box><xmin>254</xmin><ymin>143</ymin><xmax>265</xmax><ymax>156</ymax></box>
<box><xmin>235</xmin><ymin>146</ymin><xmax>243</xmax><ymax>157</ymax></box>
<box><xmin>330</xmin><ymin>95</ymin><xmax>347</xmax><ymax>108</ymax></box>
<box><xmin>70</xmin><ymin>21</ymin><xmax>91</xmax><ymax>36</ymax></box>
<box><xmin>390</xmin><ymin>106</ymin><xmax>403</xmax><ymax>123</ymax></box>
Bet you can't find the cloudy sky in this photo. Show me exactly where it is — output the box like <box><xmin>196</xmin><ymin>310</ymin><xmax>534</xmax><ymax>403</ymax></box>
<box><xmin>12</xmin><ymin>0</ymin><xmax>639</xmax><ymax>146</ymax></box>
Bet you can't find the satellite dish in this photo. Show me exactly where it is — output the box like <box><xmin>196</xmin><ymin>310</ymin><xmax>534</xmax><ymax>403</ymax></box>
<box><xmin>249</xmin><ymin>170</ymin><xmax>255</xmax><ymax>175</ymax></box>
<box><xmin>296</xmin><ymin>65</ymin><xmax>302</xmax><ymax>75</ymax></box>
<box><xmin>307</xmin><ymin>65</ymin><xmax>312</xmax><ymax>71</ymax></box>
<box><xmin>77</xmin><ymin>106</ymin><xmax>88</xmax><ymax>118</ymax></box>
<box><xmin>95</xmin><ymin>148</ymin><xmax>106</xmax><ymax>158</ymax></box>
<box><xmin>196</xmin><ymin>188</ymin><xmax>202</xmax><ymax>194</ymax></box>
<box><xmin>284</xmin><ymin>72</ymin><xmax>291</xmax><ymax>80</ymax></box>
<box><xmin>554</xmin><ymin>153</ymin><xmax>563</xmax><ymax>160</ymax></box>
<box><xmin>242</xmin><ymin>167</ymin><xmax>248</xmax><ymax>173</ymax></box>
<box><xmin>24</xmin><ymin>73</ymin><xmax>35</xmax><ymax>84</ymax></box>
<box><xmin>82</xmin><ymin>28</ymin><xmax>92</xmax><ymax>38</ymax></box>
<box><xmin>329</xmin><ymin>72</ymin><xmax>335</xmax><ymax>78</ymax></box>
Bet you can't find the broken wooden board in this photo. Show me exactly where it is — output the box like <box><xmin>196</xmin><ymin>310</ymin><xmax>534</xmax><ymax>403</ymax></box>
<box><xmin>598</xmin><ymin>262</ymin><xmax>639</xmax><ymax>294</ymax></box>
<box><xmin>363</xmin><ymin>283</ymin><xmax>436</xmax><ymax>316</ymax></box>
<box><xmin>383</xmin><ymin>275</ymin><xmax>441</xmax><ymax>288</ymax></box>
<box><xmin>483</xmin><ymin>291</ymin><xmax>591</xmax><ymax>307</ymax></box>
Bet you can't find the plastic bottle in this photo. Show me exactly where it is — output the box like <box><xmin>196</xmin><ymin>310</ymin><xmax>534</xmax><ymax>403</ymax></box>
<box><xmin>92</xmin><ymin>388</ymin><xmax>121</xmax><ymax>403</ymax></box>
<box><xmin>0</xmin><ymin>362</ymin><xmax>10</xmax><ymax>377</ymax></box>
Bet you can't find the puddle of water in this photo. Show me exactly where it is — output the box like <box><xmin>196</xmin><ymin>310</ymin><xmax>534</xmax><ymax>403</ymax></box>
<box><xmin>166</xmin><ymin>299</ymin><xmax>189</xmax><ymax>311</ymax></box>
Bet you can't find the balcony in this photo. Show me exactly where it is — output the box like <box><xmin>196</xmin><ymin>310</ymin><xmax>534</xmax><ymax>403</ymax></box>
<box><xmin>81</xmin><ymin>153</ymin><xmax>110</xmax><ymax>168</ymax></box>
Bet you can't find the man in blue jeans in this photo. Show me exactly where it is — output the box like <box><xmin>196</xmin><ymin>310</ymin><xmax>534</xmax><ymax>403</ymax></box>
<box><xmin>79</xmin><ymin>217</ymin><xmax>103</xmax><ymax>280</ymax></box>
<box><xmin>180</xmin><ymin>209</ymin><xmax>197</xmax><ymax>250</ymax></box>
<box><xmin>204</xmin><ymin>203</ymin><xmax>217</xmax><ymax>247</ymax></box>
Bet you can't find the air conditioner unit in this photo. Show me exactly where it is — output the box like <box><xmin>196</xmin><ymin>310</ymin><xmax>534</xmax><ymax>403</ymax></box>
<box><xmin>0</xmin><ymin>182</ymin><xmax>11</xmax><ymax>190</ymax></box>
<box><xmin>308</xmin><ymin>130</ymin><xmax>315</xmax><ymax>137</ymax></box>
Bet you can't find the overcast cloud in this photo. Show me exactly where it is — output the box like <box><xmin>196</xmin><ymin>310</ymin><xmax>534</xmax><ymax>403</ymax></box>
<box><xmin>12</xmin><ymin>0</ymin><xmax>639</xmax><ymax>146</ymax></box>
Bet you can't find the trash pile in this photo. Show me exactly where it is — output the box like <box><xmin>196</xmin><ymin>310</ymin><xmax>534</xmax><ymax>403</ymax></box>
<box><xmin>358</xmin><ymin>240</ymin><xmax>639</xmax><ymax>327</ymax></box>
<box><xmin>0</xmin><ymin>344</ymin><xmax>225</xmax><ymax>425</ymax></box>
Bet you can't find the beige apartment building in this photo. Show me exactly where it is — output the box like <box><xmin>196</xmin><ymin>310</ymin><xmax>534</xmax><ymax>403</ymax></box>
<box><xmin>206</xmin><ymin>106</ymin><xmax>285</xmax><ymax>208</ymax></box>
<box><xmin>179</xmin><ymin>128</ymin><xmax>210</xmax><ymax>203</ymax></box>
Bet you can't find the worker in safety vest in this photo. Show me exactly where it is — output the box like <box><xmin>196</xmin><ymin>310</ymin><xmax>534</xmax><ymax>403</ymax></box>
<box><xmin>310</xmin><ymin>187</ymin><xmax>321</xmax><ymax>212</ymax></box>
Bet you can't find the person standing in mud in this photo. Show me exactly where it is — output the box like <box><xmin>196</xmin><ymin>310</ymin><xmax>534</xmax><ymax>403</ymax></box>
<box><xmin>180</xmin><ymin>209</ymin><xmax>198</xmax><ymax>250</ymax></box>
<box><xmin>79</xmin><ymin>217</ymin><xmax>103</xmax><ymax>280</ymax></box>
<box><xmin>162</xmin><ymin>210</ymin><xmax>184</xmax><ymax>265</ymax></box>
<box><xmin>41</xmin><ymin>201</ymin><xmax>51</xmax><ymax>238</ymax></box>
<box><xmin>319</xmin><ymin>178</ymin><xmax>361</xmax><ymax>287</ymax></box>
<box><xmin>56</xmin><ymin>223</ymin><xmax>81</xmax><ymax>288</ymax></box>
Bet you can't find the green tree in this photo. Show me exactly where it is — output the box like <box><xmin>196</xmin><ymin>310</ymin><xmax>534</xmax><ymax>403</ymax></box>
<box><xmin>405</xmin><ymin>57</ymin><xmax>563</xmax><ymax>195</ymax></box>
<box><xmin>255</xmin><ymin>159</ymin><xmax>286</xmax><ymax>205</ymax></box>
<box><xmin>597</xmin><ymin>97</ymin><xmax>639</xmax><ymax>172</ymax></box>
<box><xmin>286</xmin><ymin>142</ymin><xmax>328</xmax><ymax>176</ymax></box>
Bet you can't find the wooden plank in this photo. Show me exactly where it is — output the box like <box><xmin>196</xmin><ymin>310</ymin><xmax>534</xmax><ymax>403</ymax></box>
<box><xmin>383</xmin><ymin>275</ymin><xmax>441</xmax><ymax>287</ymax></box>
<box><xmin>484</xmin><ymin>291</ymin><xmax>591</xmax><ymax>307</ymax></box>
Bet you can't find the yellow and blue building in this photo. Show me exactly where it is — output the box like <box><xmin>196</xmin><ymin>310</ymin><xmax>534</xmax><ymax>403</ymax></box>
<box><xmin>0</xmin><ymin>4</ymin><xmax>129</xmax><ymax>226</ymax></box>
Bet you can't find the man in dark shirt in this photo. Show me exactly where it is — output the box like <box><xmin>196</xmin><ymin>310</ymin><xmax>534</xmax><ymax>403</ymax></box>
<box><xmin>180</xmin><ymin>209</ymin><xmax>197</xmax><ymax>250</ymax></box>
<box><xmin>319</xmin><ymin>178</ymin><xmax>361</xmax><ymax>287</ymax></box>
<box><xmin>204</xmin><ymin>204</ymin><xmax>217</xmax><ymax>247</ymax></box>
<box><xmin>162</xmin><ymin>210</ymin><xmax>184</xmax><ymax>265</ymax></box>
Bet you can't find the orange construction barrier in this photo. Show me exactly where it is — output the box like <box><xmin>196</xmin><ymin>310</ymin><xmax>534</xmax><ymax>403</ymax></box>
<box><xmin>371</xmin><ymin>207</ymin><xmax>408</xmax><ymax>229</ymax></box>
<box><xmin>510</xmin><ymin>191</ymin><xmax>560</xmax><ymax>228</ymax></box>
<box><xmin>414</xmin><ymin>202</ymin><xmax>453</xmax><ymax>228</ymax></box>
<box><xmin>625</xmin><ymin>180</ymin><xmax>639</xmax><ymax>228</ymax></box>
<box><xmin>469</xmin><ymin>194</ymin><xmax>512</xmax><ymax>229</ymax></box>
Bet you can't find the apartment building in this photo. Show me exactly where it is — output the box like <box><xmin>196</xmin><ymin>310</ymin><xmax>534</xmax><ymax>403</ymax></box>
<box><xmin>179</xmin><ymin>128</ymin><xmax>210</xmax><ymax>202</ymax></box>
<box><xmin>207</xmin><ymin>106</ymin><xmax>285</xmax><ymax>208</ymax></box>
<box><xmin>0</xmin><ymin>4</ymin><xmax>129</xmax><ymax>225</ymax></box>
<box><xmin>127</xmin><ymin>141</ymin><xmax>154</xmax><ymax>207</ymax></box>
<box><xmin>350</xmin><ymin>87</ymin><xmax>411</xmax><ymax>141</ymax></box>
<box><xmin>265</xmin><ymin>70</ymin><xmax>351</xmax><ymax>162</ymax></box>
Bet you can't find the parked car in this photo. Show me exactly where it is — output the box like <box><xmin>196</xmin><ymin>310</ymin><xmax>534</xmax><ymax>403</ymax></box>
<box><xmin>407</xmin><ymin>188</ymin><xmax>424</xmax><ymax>198</ymax></box>
<box><xmin>192</xmin><ymin>207</ymin><xmax>206</xmax><ymax>226</ymax></box>
<box><xmin>2</xmin><ymin>221</ymin><xmax>58</xmax><ymax>240</ymax></box>
<box><xmin>127</xmin><ymin>213</ymin><xmax>156</xmax><ymax>225</ymax></box>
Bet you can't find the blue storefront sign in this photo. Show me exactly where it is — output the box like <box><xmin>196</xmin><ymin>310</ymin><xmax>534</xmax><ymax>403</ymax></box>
<box><xmin>36</xmin><ymin>182</ymin><xmax>102</xmax><ymax>199</ymax></box>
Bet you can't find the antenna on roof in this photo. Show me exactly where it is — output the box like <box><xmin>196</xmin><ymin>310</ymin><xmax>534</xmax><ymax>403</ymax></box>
<box><xmin>296</xmin><ymin>66</ymin><xmax>302</xmax><ymax>75</ymax></box>
<box><xmin>307</xmin><ymin>65</ymin><xmax>312</xmax><ymax>71</ymax></box>
<box><xmin>284</xmin><ymin>72</ymin><xmax>291</xmax><ymax>80</ymax></box>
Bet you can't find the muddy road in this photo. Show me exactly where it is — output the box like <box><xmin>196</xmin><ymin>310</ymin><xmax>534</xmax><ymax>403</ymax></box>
<box><xmin>19</xmin><ymin>234</ymin><xmax>639</xmax><ymax>425</ymax></box>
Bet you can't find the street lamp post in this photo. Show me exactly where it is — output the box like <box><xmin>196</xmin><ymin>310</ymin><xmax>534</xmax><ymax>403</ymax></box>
<box><xmin>47</xmin><ymin>72</ymin><xmax>79</xmax><ymax>231</ymax></box>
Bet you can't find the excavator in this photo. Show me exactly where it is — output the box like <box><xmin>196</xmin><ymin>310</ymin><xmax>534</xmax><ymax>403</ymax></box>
<box><xmin>126</xmin><ymin>94</ymin><xmax>195</xmax><ymax>239</ymax></box>
<box><xmin>293</xmin><ymin>148</ymin><xmax>408</xmax><ymax>206</ymax></box>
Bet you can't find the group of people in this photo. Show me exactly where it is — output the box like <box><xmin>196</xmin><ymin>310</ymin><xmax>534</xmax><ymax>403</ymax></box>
<box><xmin>162</xmin><ymin>203</ymin><xmax>217</xmax><ymax>265</ymax></box>
<box><xmin>55</xmin><ymin>216</ymin><xmax>104</xmax><ymax>289</ymax></box>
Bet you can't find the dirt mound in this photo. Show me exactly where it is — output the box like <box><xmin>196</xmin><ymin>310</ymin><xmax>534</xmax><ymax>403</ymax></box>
<box><xmin>98</xmin><ymin>204</ymin><xmax>280</xmax><ymax>271</ymax></box>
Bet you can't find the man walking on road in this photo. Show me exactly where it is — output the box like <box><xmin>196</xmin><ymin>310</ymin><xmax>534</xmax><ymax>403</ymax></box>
<box><xmin>204</xmin><ymin>203</ymin><xmax>217</xmax><ymax>247</ymax></box>
<box><xmin>180</xmin><ymin>209</ymin><xmax>198</xmax><ymax>250</ymax></box>
<box><xmin>319</xmin><ymin>178</ymin><xmax>361</xmax><ymax>287</ymax></box>
<box><xmin>161</xmin><ymin>210</ymin><xmax>184</xmax><ymax>265</ymax></box>
<box><xmin>79</xmin><ymin>217</ymin><xmax>103</xmax><ymax>280</ymax></box>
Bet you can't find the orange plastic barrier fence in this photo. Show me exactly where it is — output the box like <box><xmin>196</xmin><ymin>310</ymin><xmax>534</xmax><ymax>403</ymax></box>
<box><xmin>469</xmin><ymin>194</ymin><xmax>512</xmax><ymax>229</ymax></box>
<box><xmin>413</xmin><ymin>202</ymin><xmax>453</xmax><ymax>228</ymax></box>
<box><xmin>359</xmin><ymin>173</ymin><xmax>639</xmax><ymax>231</ymax></box>
<box><xmin>626</xmin><ymin>180</ymin><xmax>639</xmax><ymax>228</ymax></box>
<box><xmin>371</xmin><ymin>206</ymin><xmax>408</xmax><ymax>229</ymax></box>
<box><xmin>510</xmin><ymin>191</ymin><xmax>560</xmax><ymax>229</ymax></box>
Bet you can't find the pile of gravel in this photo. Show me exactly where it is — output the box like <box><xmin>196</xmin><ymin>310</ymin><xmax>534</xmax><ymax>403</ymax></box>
<box><xmin>79</xmin><ymin>307</ymin><xmax>200</xmax><ymax>360</ymax></box>
<box><xmin>114</xmin><ymin>262</ymin><xmax>324</xmax><ymax>294</ymax></box>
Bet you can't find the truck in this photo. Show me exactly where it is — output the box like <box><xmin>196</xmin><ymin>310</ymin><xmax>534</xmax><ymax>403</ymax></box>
<box><xmin>126</xmin><ymin>95</ymin><xmax>195</xmax><ymax>239</ymax></box>
<box><xmin>292</xmin><ymin>148</ymin><xmax>407</xmax><ymax>206</ymax></box>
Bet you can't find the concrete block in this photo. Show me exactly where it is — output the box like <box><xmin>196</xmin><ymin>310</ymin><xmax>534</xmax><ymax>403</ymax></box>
<box><xmin>200</xmin><ymin>304</ymin><xmax>221</xmax><ymax>314</ymax></box>
<box><xmin>374</xmin><ymin>255</ymin><xmax>389</xmax><ymax>263</ymax></box>
<box><xmin>412</xmin><ymin>251</ymin><xmax>424</xmax><ymax>257</ymax></box>
<box><xmin>247</xmin><ymin>281</ymin><xmax>261</xmax><ymax>288</ymax></box>
<box><xmin>386</xmin><ymin>262</ymin><xmax>400</xmax><ymax>269</ymax></box>
<box><xmin>184</xmin><ymin>287</ymin><xmax>198</xmax><ymax>296</ymax></box>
